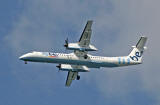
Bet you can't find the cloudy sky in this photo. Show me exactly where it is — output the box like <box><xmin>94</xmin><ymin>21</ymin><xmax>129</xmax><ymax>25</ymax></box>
<box><xmin>0</xmin><ymin>0</ymin><xmax>160</xmax><ymax>105</ymax></box>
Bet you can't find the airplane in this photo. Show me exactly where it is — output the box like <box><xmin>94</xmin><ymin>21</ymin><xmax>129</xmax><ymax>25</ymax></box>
<box><xmin>19</xmin><ymin>20</ymin><xmax>147</xmax><ymax>87</ymax></box>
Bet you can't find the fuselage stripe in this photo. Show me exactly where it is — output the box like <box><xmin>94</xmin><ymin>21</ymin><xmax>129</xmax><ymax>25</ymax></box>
<box><xmin>127</xmin><ymin>58</ymin><xmax>130</xmax><ymax>64</ymax></box>
<box><xmin>123</xmin><ymin>58</ymin><xmax>125</xmax><ymax>64</ymax></box>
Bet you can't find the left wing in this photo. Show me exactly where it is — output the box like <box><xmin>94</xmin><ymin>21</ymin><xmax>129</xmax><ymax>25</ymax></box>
<box><xmin>79</xmin><ymin>20</ymin><xmax>93</xmax><ymax>47</ymax></box>
<box><xmin>65</xmin><ymin>71</ymin><xmax>78</xmax><ymax>87</ymax></box>
<box><xmin>74</xmin><ymin>20</ymin><xmax>94</xmax><ymax>57</ymax></box>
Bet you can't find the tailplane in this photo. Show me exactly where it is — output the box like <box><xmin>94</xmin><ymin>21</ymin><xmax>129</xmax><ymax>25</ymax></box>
<box><xmin>128</xmin><ymin>36</ymin><xmax>147</xmax><ymax>63</ymax></box>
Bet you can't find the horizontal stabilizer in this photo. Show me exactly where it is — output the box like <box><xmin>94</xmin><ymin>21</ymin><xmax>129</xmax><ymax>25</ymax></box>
<box><xmin>136</xmin><ymin>36</ymin><xmax>147</xmax><ymax>49</ymax></box>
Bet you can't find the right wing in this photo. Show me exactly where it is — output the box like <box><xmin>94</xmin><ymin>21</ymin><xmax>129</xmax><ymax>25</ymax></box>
<box><xmin>62</xmin><ymin>64</ymin><xmax>90</xmax><ymax>87</ymax></box>
<box><xmin>65</xmin><ymin>71</ymin><xmax>78</xmax><ymax>87</ymax></box>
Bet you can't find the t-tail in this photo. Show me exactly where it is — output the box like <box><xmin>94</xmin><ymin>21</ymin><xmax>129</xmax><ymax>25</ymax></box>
<box><xmin>128</xmin><ymin>36</ymin><xmax>147</xmax><ymax>64</ymax></box>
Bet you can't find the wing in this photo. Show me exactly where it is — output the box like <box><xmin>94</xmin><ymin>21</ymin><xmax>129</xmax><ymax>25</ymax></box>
<box><xmin>63</xmin><ymin>64</ymin><xmax>90</xmax><ymax>87</ymax></box>
<box><xmin>79</xmin><ymin>20</ymin><xmax>93</xmax><ymax>47</ymax></box>
<box><xmin>65</xmin><ymin>71</ymin><xmax>78</xmax><ymax>87</ymax></box>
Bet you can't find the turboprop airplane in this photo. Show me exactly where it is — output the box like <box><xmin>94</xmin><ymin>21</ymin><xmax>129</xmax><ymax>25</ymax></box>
<box><xmin>19</xmin><ymin>20</ymin><xmax>147</xmax><ymax>87</ymax></box>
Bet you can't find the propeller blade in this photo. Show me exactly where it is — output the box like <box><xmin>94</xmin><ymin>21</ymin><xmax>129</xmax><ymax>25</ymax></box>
<box><xmin>64</xmin><ymin>38</ymin><xmax>68</xmax><ymax>47</ymax></box>
<box><xmin>65</xmin><ymin>38</ymin><xmax>68</xmax><ymax>44</ymax></box>
<box><xmin>56</xmin><ymin>64</ymin><xmax>61</xmax><ymax>69</ymax></box>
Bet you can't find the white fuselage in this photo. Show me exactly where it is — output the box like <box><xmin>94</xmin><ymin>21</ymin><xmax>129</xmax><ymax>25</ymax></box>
<box><xmin>19</xmin><ymin>51</ymin><xmax>141</xmax><ymax>68</ymax></box>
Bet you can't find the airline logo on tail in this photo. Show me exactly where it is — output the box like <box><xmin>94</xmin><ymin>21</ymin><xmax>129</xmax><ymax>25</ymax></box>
<box><xmin>129</xmin><ymin>51</ymin><xmax>143</xmax><ymax>61</ymax></box>
<box><xmin>128</xmin><ymin>36</ymin><xmax>147</xmax><ymax>62</ymax></box>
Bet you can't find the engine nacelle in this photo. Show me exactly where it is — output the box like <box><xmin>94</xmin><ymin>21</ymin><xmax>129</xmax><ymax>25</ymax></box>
<box><xmin>66</xmin><ymin>43</ymin><xmax>97</xmax><ymax>51</ymax></box>
<box><xmin>56</xmin><ymin>64</ymin><xmax>90</xmax><ymax>72</ymax></box>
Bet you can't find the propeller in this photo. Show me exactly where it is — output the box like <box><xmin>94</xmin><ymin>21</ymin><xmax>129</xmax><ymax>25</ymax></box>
<box><xmin>56</xmin><ymin>64</ymin><xmax>61</xmax><ymax>72</ymax></box>
<box><xmin>64</xmin><ymin>38</ymin><xmax>68</xmax><ymax>48</ymax></box>
<box><xmin>56</xmin><ymin>64</ymin><xmax>61</xmax><ymax>69</ymax></box>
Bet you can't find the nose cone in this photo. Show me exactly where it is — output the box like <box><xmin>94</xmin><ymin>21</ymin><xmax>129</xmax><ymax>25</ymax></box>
<box><xmin>19</xmin><ymin>55</ymin><xmax>26</xmax><ymax>60</ymax></box>
<box><xmin>19</xmin><ymin>54</ymin><xmax>30</xmax><ymax>60</ymax></box>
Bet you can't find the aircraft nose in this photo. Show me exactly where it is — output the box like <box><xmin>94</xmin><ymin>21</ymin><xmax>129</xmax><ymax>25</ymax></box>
<box><xmin>19</xmin><ymin>55</ymin><xmax>25</xmax><ymax>60</ymax></box>
<box><xmin>19</xmin><ymin>54</ymin><xmax>29</xmax><ymax>60</ymax></box>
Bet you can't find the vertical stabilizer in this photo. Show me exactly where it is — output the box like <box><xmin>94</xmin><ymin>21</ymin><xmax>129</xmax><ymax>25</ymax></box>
<box><xmin>128</xmin><ymin>36</ymin><xmax>147</xmax><ymax>63</ymax></box>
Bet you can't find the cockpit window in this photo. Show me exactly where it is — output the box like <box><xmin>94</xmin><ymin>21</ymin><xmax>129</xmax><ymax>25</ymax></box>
<box><xmin>31</xmin><ymin>51</ymin><xmax>36</xmax><ymax>53</ymax></box>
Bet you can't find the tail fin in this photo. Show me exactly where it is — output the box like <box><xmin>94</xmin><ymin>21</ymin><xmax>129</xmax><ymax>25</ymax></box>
<box><xmin>128</xmin><ymin>36</ymin><xmax>147</xmax><ymax>63</ymax></box>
